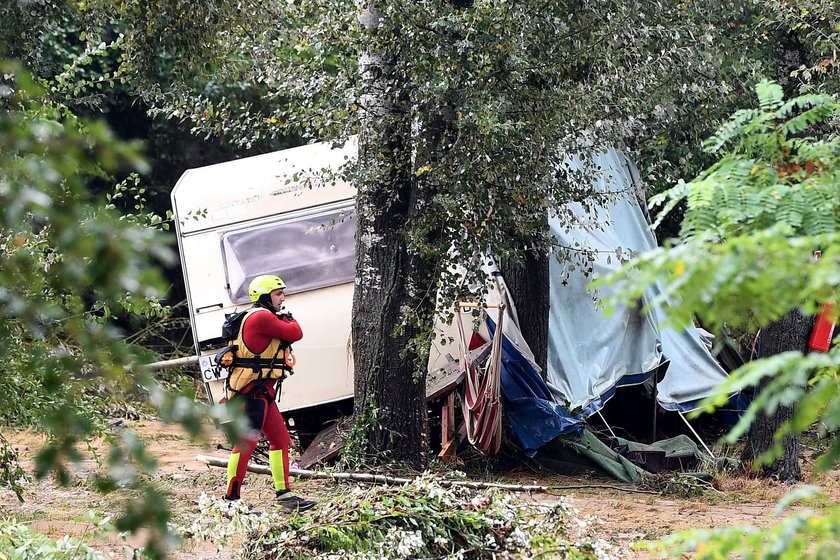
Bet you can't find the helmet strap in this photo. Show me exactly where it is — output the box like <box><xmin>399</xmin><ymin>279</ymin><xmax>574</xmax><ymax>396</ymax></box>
<box><xmin>255</xmin><ymin>294</ymin><xmax>274</xmax><ymax>309</ymax></box>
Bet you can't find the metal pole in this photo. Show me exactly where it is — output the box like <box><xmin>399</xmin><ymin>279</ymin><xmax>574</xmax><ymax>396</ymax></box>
<box><xmin>596</xmin><ymin>410</ymin><xmax>617</xmax><ymax>439</ymax></box>
<box><xmin>651</xmin><ymin>379</ymin><xmax>658</xmax><ymax>444</ymax></box>
<box><xmin>137</xmin><ymin>355</ymin><xmax>200</xmax><ymax>371</ymax></box>
<box><xmin>678</xmin><ymin>411</ymin><xmax>716</xmax><ymax>459</ymax></box>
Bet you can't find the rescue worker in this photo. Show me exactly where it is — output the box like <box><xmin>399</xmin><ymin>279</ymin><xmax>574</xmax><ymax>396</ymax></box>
<box><xmin>223</xmin><ymin>274</ymin><xmax>316</xmax><ymax>512</ymax></box>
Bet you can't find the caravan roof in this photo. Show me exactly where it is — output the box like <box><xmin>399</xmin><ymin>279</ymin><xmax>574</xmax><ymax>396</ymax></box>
<box><xmin>172</xmin><ymin>140</ymin><xmax>356</xmax><ymax>236</ymax></box>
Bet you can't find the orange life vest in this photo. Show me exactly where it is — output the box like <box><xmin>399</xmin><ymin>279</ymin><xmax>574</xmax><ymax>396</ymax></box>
<box><xmin>225</xmin><ymin>308</ymin><xmax>293</xmax><ymax>397</ymax></box>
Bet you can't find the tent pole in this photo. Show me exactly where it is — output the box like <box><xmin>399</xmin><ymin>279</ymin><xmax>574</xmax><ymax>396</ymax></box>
<box><xmin>596</xmin><ymin>410</ymin><xmax>617</xmax><ymax>439</ymax></box>
<box><xmin>651</xmin><ymin>381</ymin><xmax>658</xmax><ymax>444</ymax></box>
<box><xmin>677</xmin><ymin>411</ymin><xmax>716</xmax><ymax>459</ymax></box>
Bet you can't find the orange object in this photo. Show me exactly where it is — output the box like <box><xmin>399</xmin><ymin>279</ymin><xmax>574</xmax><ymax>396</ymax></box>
<box><xmin>219</xmin><ymin>348</ymin><xmax>235</xmax><ymax>367</ymax></box>
<box><xmin>810</xmin><ymin>302</ymin><xmax>836</xmax><ymax>352</ymax></box>
<box><xmin>809</xmin><ymin>250</ymin><xmax>835</xmax><ymax>352</ymax></box>
<box><xmin>283</xmin><ymin>349</ymin><xmax>296</xmax><ymax>367</ymax></box>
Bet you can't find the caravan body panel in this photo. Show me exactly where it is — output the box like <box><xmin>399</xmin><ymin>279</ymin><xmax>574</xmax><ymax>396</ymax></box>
<box><xmin>172</xmin><ymin>142</ymin><xmax>357</xmax><ymax>411</ymax></box>
<box><xmin>172</xmin><ymin>141</ymin><xmax>461</xmax><ymax>413</ymax></box>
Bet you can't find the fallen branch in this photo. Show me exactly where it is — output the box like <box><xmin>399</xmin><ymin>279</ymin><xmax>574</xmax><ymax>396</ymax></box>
<box><xmin>196</xmin><ymin>454</ymin><xmax>659</xmax><ymax>495</ymax></box>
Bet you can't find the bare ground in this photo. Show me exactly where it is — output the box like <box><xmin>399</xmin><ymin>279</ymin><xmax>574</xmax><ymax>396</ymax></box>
<box><xmin>1</xmin><ymin>419</ymin><xmax>838</xmax><ymax>559</ymax></box>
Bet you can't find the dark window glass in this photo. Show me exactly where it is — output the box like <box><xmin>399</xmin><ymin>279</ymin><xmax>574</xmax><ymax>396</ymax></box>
<box><xmin>222</xmin><ymin>207</ymin><xmax>355</xmax><ymax>302</ymax></box>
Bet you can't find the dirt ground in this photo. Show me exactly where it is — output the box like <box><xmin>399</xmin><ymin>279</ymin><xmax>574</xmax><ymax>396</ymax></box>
<box><xmin>2</xmin><ymin>419</ymin><xmax>838</xmax><ymax>559</ymax></box>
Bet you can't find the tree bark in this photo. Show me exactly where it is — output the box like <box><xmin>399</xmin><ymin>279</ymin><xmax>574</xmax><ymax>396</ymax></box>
<box><xmin>351</xmin><ymin>3</ymin><xmax>435</xmax><ymax>467</ymax></box>
<box><xmin>499</xmin><ymin>247</ymin><xmax>550</xmax><ymax>375</ymax></box>
<box><xmin>741</xmin><ymin>309</ymin><xmax>809</xmax><ymax>482</ymax></box>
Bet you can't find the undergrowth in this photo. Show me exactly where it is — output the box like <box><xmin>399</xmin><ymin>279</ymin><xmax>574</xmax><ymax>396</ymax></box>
<box><xmin>0</xmin><ymin>519</ymin><xmax>106</xmax><ymax>560</ymax></box>
<box><xmin>180</xmin><ymin>475</ymin><xmax>625</xmax><ymax>559</ymax></box>
<box><xmin>642</xmin><ymin>472</ymin><xmax>719</xmax><ymax>499</ymax></box>
<box><xmin>0</xmin><ymin>434</ymin><xmax>27</xmax><ymax>502</ymax></box>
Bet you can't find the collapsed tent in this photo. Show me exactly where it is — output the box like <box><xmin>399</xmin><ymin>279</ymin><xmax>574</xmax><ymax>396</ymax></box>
<box><xmin>468</xmin><ymin>147</ymin><xmax>731</xmax><ymax>468</ymax></box>
<box><xmin>546</xmin><ymin>148</ymin><xmax>729</xmax><ymax>415</ymax></box>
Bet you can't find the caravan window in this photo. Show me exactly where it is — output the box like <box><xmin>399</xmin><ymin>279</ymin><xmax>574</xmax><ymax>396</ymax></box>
<box><xmin>222</xmin><ymin>207</ymin><xmax>355</xmax><ymax>302</ymax></box>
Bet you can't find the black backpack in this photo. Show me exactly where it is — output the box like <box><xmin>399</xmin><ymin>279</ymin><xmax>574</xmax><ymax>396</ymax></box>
<box><xmin>213</xmin><ymin>309</ymin><xmax>249</xmax><ymax>374</ymax></box>
<box><xmin>221</xmin><ymin>309</ymin><xmax>249</xmax><ymax>342</ymax></box>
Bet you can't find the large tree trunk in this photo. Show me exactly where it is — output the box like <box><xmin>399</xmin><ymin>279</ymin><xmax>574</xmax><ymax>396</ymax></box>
<box><xmin>351</xmin><ymin>205</ymin><xmax>433</xmax><ymax>465</ymax></box>
<box><xmin>741</xmin><ymin>309</ymin><xmax>809</xmax><ymax>482</ymax></box>
<box><xmin>351</xmin><ymin>4</ymin><xmax>435</xmax><ymax>467</ymax></box>
<box><xmin>500</xmin><ymin>248</ymin><xmax>550</xmax><ymax>375</ymax></box>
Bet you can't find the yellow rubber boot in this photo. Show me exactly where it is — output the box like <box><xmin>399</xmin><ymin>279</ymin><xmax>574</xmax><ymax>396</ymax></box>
<box><xmin>268</xmin><ymin>449</ymin><xmax>288</xmax><ymax>492</ymax></box>
<box><xmin>225</xmin><ymin>452</ymin><xmax>242</xmax><ymax>500</ymax></box>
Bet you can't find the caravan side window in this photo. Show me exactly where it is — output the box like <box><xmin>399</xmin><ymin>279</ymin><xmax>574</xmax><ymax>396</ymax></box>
<box><xmin>222</xmin><ymin>206</ymin><xmax>355</xmax><ymax>303</ymax></box>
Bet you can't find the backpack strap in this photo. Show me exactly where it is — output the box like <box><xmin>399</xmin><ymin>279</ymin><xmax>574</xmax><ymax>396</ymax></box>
<box><xmin>225</xmin><ymin>342</ymin><xmax>291</xmax><ymax>398</ymax></box>
<box><xmin>235</xmin><ymin>342</ymin><xmax>289</xmax><ymax>373</ymax></box>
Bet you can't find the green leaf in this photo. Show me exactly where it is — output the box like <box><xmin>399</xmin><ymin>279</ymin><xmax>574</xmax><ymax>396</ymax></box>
<box><xmin>755</xmin><ymin>79</ymin><xmax>784</xmax><ymax>112</ymax></box>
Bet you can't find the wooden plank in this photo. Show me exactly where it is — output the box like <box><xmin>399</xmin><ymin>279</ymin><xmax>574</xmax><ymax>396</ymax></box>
<box><xmin>438</xmin><ymin>392</ymin><xmax>459</xmax><ymax>463</ymax></box>
<box><xmin>297</xmin><ymin>417</ymin><xmax>350</xmax><ymax>469</ymax></box>
<box><xmin>438</xmin><ymin>439</ymin><xmax>458</xmax><ymax>463</ymax></box>
<box><xmin>426</xmin><ymin>342</ymin><xmax>491</xmax><ymax>401</ymax></box>
<box><xmin>441</xmin><ymin>392</ymin><xmax>455</xmax><ymax>442</ymax></box>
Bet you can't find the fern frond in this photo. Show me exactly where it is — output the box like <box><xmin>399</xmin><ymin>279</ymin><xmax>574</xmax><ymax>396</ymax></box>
<box><xmin>673</xmin><ymin>79</ymin><xmax>840</xmax><ymax>242</ymax></box>
<box><xmin>649</xmin><ymin>180</ymin><xmax>689</xmax><ymax>231</ymax></box>
<box><xmin>742</xmin><ymin>131</ymin><xmax>783</xmax><ymax>161</ymax></box>
<box><xmin>813</xmin><ymin>205</ymin><xmax>839</xmax><ymax>236</ymax></box>
<box><xmin>777</xmin><ymin>190</ymin><xmax>806</xmax><ymax>232</ymax></box>
<box><xmin>795</xmin><ymin>140</ymin><xmax>835</xmax><ymax>164</ymax></box>
<box><xmin>779</xmin><ymin>105</ymin><xmax>835</xmax><ymax>137</ymax></box>
<box><xmin>718</xmin><ymin>158</ymin><xmax>756</xmax><ymax>186</ymax></box>
<box><xmin>704</xmin><ymin>109</ymin><xmax>758</xmax><ymax>153</ymax></box>
<box><xmin>753</xmin><ymin>185</ymin><xmax>778</xmax><ymax>221</ymax></box>
<box><xmin>801</xmin><ymin>183</ymin><xmax>840</xmax><ymax>235</ymax></box>
<box><xmin>755</xmin><ymin>79</ymin><xmax>784</xmax><ymax>112</ymax></box>
<box><xmin>680</xmin><ymin>205</ymin><xmax>722</xmax><ymax>241</ymax></box>
<box><xmin>777</xmin><ymin>93</ymin><xmax>835</xmax><ymax>118</ymax></box>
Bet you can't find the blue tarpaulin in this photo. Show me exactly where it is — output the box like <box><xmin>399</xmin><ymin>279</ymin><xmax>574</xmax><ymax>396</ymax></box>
<box><xmin>487</xmin><ymin>319</ymin><xmax>584</xmax><ymax>456</ymax></box>
<box><xmin>474</xmin><ymin>148</ymin><xmax>732</xmax><ymax>459</ymax></box>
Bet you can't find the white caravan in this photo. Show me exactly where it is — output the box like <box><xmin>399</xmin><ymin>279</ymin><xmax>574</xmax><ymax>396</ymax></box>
<box><xmin>171</xmin><ymin>141</ymin><xmax>461</xmax><ymax>432</ymax></box>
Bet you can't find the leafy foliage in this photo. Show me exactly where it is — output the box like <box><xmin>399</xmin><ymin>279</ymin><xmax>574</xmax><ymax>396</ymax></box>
<box><xmin>83</xmin><ymin>0</ymin><xmax>804</xmax><ymax>286</ymax></box>
<box><xmin>88</xmin><ymin>0</ymin><xmax>807</xmax><ymax>464</ymax></box>
<box><xmin>104</xmin><ymin>0</ymin><xmax>782</xmax><ymax>193</ymax></box>
<box><xmin>603</xmin><ymin>231</ymin><xmax>840</xmax><ymax>333</ymax></box>
<box><xmin>5</xmin><ymin>1</ymin><xmax>839</xmax><ymax>553</ymax></box>
<box><xmin>649</xmin><ymin>82</ymin><xmax>840</xmax><ymax>242</ymax></box>
<box><xmin>0</xmin><ymin>433</ymin><xmax>27</xmax><ymax>502</ymax></box>
<box><xmin>700</xmin><ymin>350</ymin><xmax>840</xmax><ymax>470</ymax></box>
<box><xmin>0</xmin><ymin>63</ymin><xmax>223</xmax><ymax>558</ymax></box>
<box><xmin>0</xmin><ymin>520</ymin><xmax>106</xmax><ymax>560</ymax></box>
<box><xmin>605</xmin><ymin>80</ymin><xmax>840</xmax><ymax>558</ymax></box>
<box><xmin>760</xmin><ymin>0</ymin><xmax>840</xmax><ymax>95</ymax></box>
<box><xmin>182</xmin><ymin>478</ymin><xmax>620</xmax><ymax>560</ymax></box>
<box><xmin>608</xmin><ymin>81</ymin><xmax>840</xmax><ymax>331</ymax></box>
